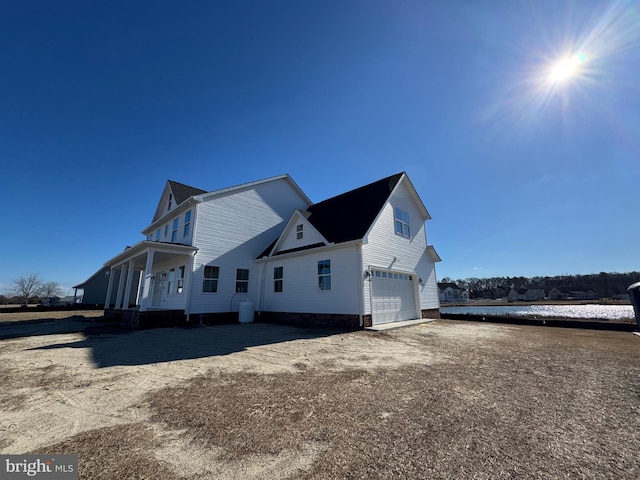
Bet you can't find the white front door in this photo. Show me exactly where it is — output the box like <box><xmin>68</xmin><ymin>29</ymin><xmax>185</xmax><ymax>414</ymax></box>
<box><xmin>152</xmin><ymin>272</ymin><xmax>166</xmax><ymax>307</ymax></box>
<box><xmin>371</xmin><ymin>270</ymin><xmax>419</xmax><ymax>325</ymax></box>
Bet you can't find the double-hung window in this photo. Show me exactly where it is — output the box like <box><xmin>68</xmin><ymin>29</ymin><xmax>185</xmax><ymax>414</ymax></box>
<box><xmin>296</xmin><ymin>224</ymin><xmax>303</xmax><ymax>240</ymax></box>
<box><xmin>236</xmin><ymin>269</ymin><xmax>249</xmax><ymax>293</ymax></box>
<box><xmin>155</xmin><ymin>229</ymin><xmax>160</xmax><ymax>241</ymax></box>
<box><xmin>171</xmin><ymin>218</ymin><xmax>179</xmax><ymax>242</ymax></box>
<box><xmin>177</xmin><ymin>265</ymin><xmax>185</xmax><ymax>294</ymax></box>
<box><xmin>274</xmin><ymin>267</ymin><xmax>283</xmax><ymax>292</ymax></box>
<box><xmin>394</xmin><ymin>207</ymin><xmax>410</xmax><ymax>238</ymax></box>
<box><xmin>202</xmin><ymin>266</ymin><xmax>219</xmax><ymax>293</ymax></box>
<box><xmin>183</xmin><ymin>210</ymin><xmax>192</xmax><ymax>237</ymax></box>
<box><xmin>167</xmin><ymin>268</ymin><xmax>175</xmax><ymax>294</ymax></box>
<box><xmin>318</xmin><ymin>260</ymin><xmax>331</xmax><ymax>291</ymax></box>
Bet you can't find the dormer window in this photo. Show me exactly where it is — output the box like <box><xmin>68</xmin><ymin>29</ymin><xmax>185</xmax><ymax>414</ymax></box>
<box><xmin>168</xmin><ymin>193</ymin><xmax>173</xmax><ymax>211</ymax></box>
<box><xmin>296</xmin><ymin>224</ymin><xmax>303</xmax><ymax>240</ymax></box>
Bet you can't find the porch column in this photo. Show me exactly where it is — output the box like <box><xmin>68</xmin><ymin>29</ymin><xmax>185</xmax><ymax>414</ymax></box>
<box><xmin>115</xmin><ymin>263</ymin><xmax>127</xmax><ymax>309</ymax></box>
<box><xmin>139</xmin><ymin>251</ymin><xmax>155</xmax><ymax>312</ymax></box>
<box><xmin>122</xmin><ymin>259</ymin><xmax>135</xmax><ymax>309</ymax></box>
<box><xmin>104</xmin><ymin>267</ymin><xmax>115</xmax><ymax>308</ymax></box>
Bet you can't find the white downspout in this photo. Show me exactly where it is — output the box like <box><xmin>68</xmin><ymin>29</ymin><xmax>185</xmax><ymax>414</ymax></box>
<box><xmin>356</xmin><ymin>243</ymin><xmax>364</xmax><ymax>327</ymax></box>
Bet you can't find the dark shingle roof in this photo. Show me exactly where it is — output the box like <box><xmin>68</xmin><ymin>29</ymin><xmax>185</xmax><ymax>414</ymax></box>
<box><xmin>168</xmin><ymin>180</ymin><xmax>207</xmax><ymax>205</ymax></box>
<box><xmin>306</xmin><ymin>172</ymin><xmax>404</xmax><ymax>244</ymax></box>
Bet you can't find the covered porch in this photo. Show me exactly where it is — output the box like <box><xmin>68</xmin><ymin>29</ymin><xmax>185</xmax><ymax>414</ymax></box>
<box><xmin>103</xmin><ymin>241</ymin><xmax>198</xmax><ymax>316</ymax></box>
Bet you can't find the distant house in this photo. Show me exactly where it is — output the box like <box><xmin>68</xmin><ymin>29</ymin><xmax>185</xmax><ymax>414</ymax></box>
<box><xmin>508</xmin><ymin>287</ymin><xmax>545</xmax><ymax>302</ymax></box>
<box><xmin>99</xmin><ymin>173</ymin><xmax>442</xmax><ymax>328</ymax></box>
<box><xmin>547</xmin><ymin>288</ymin><xmax>566</xmax><ymax>301</ymax></box>
<box><xmin>438</xmin><ymin>282</ymin><xmax>468</xmax><ymax>303</ymax></box>
<box><xmin>73</xmin><ymin>266</ymin><xmax>140</xmax><ymax>306</ymax></box>
<box><xmin>566</xmin><ymin>290</ymin><xmax>597</xmax><ymax>300</ymax></box>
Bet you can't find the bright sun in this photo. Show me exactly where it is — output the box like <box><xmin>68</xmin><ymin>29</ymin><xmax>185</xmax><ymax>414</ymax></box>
<box><xmin>547</xmin><ymin>52</ymin><xmax>587</xmax><ymax>84</ymax></box>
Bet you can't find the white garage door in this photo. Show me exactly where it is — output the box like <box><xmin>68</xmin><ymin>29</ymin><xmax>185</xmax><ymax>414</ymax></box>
<box><xmin>371</xmin><ymin>270</ymin><xmax>419</xmax><ymax>325</ymax></box>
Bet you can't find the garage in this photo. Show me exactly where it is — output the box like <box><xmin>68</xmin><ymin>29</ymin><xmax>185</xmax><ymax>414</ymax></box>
<box><xmin>370</xmin><ymin>269</ymin><xmax>419</xmax><ymax>325</ymax></box>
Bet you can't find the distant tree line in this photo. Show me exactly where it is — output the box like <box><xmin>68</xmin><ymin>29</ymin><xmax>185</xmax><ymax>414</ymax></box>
<box><xmin>440</xmin><ymin>271</ymin><xmax>640</xmax><ymax>300</ymax></box>
<box><xmin>0</xmin><ymin>274</ymin><xmax>63</xmax><ymax>306</ymax></box>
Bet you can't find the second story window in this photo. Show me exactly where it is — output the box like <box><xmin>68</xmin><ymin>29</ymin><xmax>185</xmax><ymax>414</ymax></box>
<box><xmin>171</xmin><ymin>219</ymin><xmax>178</xmax><ymax>242</ymax></box>
<box><xmin>394</xmin><ymin>207</ymin><xmax>410</xmax><ymax>238</ymax></box>
<box><xmin>235</xmin><ymin>269</ymin><xmax>249</xmax><ymax>293</ymax></box>
<box><xmin>296</xmin><ymin>224</ymin><xmax>303</xmax><ymax>240</ymax></box>
<box><xmin>164</xmin><ymin>224</ymin><xmax>169</xmax><ymax>239</ymax></box>
<box><xmin>155</xmin><ymin>229</ymin><xmax>160</xmax><ymax>241</ymax></box>
<box><xmin>184</xmin><ymin>210</ymin><xmax>192</xmax><ymax>237</ymax></box>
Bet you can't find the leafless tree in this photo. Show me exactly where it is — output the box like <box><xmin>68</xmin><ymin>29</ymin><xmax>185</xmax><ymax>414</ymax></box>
<box><xmin>10</xmin><ymin>274</ymin><xmax>42</xmax><ymax>306</ymax></box>
<box><xmin>40</xmin><ymin>281</ymin><xmax>63</xmax><ymax>299</ymax></box>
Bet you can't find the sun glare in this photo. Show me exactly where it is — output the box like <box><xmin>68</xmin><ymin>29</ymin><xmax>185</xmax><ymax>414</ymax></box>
<box><xmin>547</xmin><ymin>52</ymin><xmax>587</xmax><ymax>84</ymax></box>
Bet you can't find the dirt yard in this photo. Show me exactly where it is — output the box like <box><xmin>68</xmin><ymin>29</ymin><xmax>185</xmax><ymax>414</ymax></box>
<box><xmin>1</xmin><ymin>311</ymin><xmax>638</xmax><ymax>479</ymax></box>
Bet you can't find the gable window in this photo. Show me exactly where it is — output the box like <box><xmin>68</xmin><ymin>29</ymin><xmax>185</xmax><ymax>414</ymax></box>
<box><xmin>171</xmin><ymin>218</ymin><xmax>179</xmax><ymax>242</ymax></box>
<box><xmin>203</xmin><ymin>266</ymin><xmax>219</xmax><ymax>293</ymax></box>
<box><xmin>296</xmin><ymin>224</ymin><xmax>303</xmax><ymax>240</ymax></box>
<box><xmin>168</xmin><ymin>268</ymin><xmax>175</xmax><ymax>294</ymax></box>
<box><xmin>168</xmin><ymin>193</ymin><xmax>173</xmax><ymax>211</ymax></box>
<box><xmin>236</xmin><ymin>269</ymin><xmax>249</xmax><ymax>293</ymax></box>
<box><xmin>318</xmin><ymin>259</ymin><xmax>331</xmax><ymax>291</ymax></box>
<box><xmin>394</xmin><ymin>207</ymin><xmax>410</xmax><ymax>238</ymax></box>
<box><xmin>183</xmin><ymin>210</ymin><xmax>192</xmax><ymax>237</ymax></box>
<box><xmin>274</xmin><ymin>266</ymin><xmax>283</xmax><ymax>293</ymax></box>
<box><xmin>177</xmin><ymin>265</ymin><xmax>185</xmax><ymax>294</ymax></box>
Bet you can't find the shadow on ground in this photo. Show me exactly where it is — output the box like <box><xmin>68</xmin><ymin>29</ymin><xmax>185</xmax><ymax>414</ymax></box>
<box><xmin>20</xmin><ymin>318</ymin><xmax>338</xmax><ymax>368</ymax></box>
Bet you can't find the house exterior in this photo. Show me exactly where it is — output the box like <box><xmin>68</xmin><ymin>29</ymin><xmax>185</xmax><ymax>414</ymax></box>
<box><xmin>73</xmin><ymin>266</ymin><xmax>140</xmax><ymax>306</ymax></box>
<box><xmin>437</xmin><ymin>282</ymin><xmax>468</xmax><ymax>303</ymax></box>
<box><xmin>102</xmin><ymin>173</ymin><xmax>441</xmax><ymax>328</ymax></box>
<box><xmin>508</xmin><ymin>287</ymin><xmax>546</xmax><ymax>302</ymax></box>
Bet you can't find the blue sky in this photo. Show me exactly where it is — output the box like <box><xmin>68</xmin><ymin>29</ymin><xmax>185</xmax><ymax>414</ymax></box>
<box><xmin>1</xmin><ymin>0</ymin><xmax>639</xmax><ymax>295</ymax></box>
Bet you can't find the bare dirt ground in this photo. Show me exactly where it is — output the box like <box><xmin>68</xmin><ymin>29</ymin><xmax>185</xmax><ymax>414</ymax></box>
<box><xmin>1</xmin><ymin>311</ymin><xmax>639</xmax><ymax>479</ymax></box>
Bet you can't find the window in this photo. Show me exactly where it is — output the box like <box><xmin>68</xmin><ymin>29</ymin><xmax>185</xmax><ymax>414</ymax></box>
<box><xmin>177</xmin><ymin>265</ymin><xmax>185</xmax><ymax>294</ymax></box>
<box><xmin>274</xmin><ymin>266</ymin><xmax>283</xmax><ymax>292</ymax></box>
<box><xmin>171</xmin><ymin>218</ymin><xmax>178</xmax><ymax>242</ymax></box>
<box><xmin>202</xmin><ymin>266</ymin><xmax>219</xmax><ymax>293</ymax></box>
<box><xmin>296</xmin><ymin>224</ymin><xmax>303</xmax><ymax>240</ymax></box>
<box><xmin>183</xmin><ymin>210</ymin><xmax>192</xmax><ymax>237</ymax></box>
<box><xmin>168</xmin><ymin>268</ymin><xmax>175</xmax><ymax>294</ymax></box>
<box><xmin>168</xmin><ymin>193</ymin><xmax>173</xmax><ymax>211</ymax></box>
<box><xmin>394</xmin><ymin>207</ymin><xmax>410</xmax><ymax>238</ymax></box>
<box><xmin>164</xmin><ymin>224</ymin><xmax>169</xmax><ymax>239</ymax></box>
<box><xmin>318</xmin><ymin>260</ymin><xmax>331</xmax><ymax>291</ymax></box>
<box><xmin>155</xmin><ymin>229</ymin><xmax>161</xmax><ymax>241</ymax></box>
<box><xmin>236</xmin><ymin>269</ymin><xmax>249</xmax><ymax>293</ymax></box>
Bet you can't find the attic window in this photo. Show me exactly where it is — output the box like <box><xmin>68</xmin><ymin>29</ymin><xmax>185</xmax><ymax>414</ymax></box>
<box><xmin>168</xmin><ymin>193</ymin><xmax>173</xmax><ymax>211</ymax></box>
<box><xmin>296</xmin><ymin>224</ymin><xmax>303</xmax><ymax>240</ymax></box>
<box><xmin>394</xmin><ymin>207</ymin><xmax>410</xmax><ymax>238</ymax></box>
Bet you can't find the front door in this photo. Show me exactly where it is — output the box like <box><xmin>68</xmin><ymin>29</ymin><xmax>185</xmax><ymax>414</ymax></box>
<box><xmin>152</xmin><ymin>272</ymin><xmax>166</xmax><ymax>307</ymax></box>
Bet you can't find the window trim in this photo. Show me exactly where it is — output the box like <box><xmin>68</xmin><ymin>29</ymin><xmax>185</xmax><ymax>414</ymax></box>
<box><xmin>394</xmin><ymin>207</ymin><xmax>411</xmax><ymax>238</ymax></box>
<box><xmin>183</xmin><ymin>210</ymin><xmax>192</xmax><ymax>237</ymax></box>
<box><xmin>273</xmin><ymin>266</ymin><xmax>283</xmax><ymax>293</ymax></box>
<box><xmin>202</xmin><ymin>265</ymin><xmax>219</xmax><ymax>293</ymax></box>
<box><xmin>296</xmin><ymin>224</ymin><xmax>303</xmax><ymax>240</ymax></box>
<box><xmin>167</xmin><ymin>268</ymin><xmax>175</xmax><ymax>294</ymax></box>
<box><xmin>318</xmin><ymin>259</ymin><xmax>331</xmax><ymax>291</ymax></box>
<box><xmin>177</xmin><ymin>265</ymin><xmax>185</xmax><ymax>294</ymax></box>
<box><xmin>235</xmin><ymin>268</ymin><xmax>250</xmax><ymax>293</ymax></box>
<box><xmin>171</xmin><ymin>218</ymin><xmax>179</xmax><ymax>242</ymax></box>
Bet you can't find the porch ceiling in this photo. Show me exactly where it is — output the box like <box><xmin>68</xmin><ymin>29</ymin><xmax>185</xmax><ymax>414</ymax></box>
<box><xmin>105</xmin><ymin>240</ymin><xmax>197</xmax><ymax>269</ymax></box>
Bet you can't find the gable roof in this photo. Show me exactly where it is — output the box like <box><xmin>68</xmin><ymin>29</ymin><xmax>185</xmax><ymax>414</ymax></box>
<box><xmin>167</xmin><ymin>180</ymin><xmax>207</xmax><ymax>205</ymax></box>
<box><xmin>305</xmin><ymin>172</ymin><xmax>404</xmax><ymax>244</ymax></box>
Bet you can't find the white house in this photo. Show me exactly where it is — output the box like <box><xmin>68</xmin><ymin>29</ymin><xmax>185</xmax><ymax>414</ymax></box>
<box><xmin>102</xmin><ymin>173</ymin><xmax>441</xmax><ymax>328</ymax></box>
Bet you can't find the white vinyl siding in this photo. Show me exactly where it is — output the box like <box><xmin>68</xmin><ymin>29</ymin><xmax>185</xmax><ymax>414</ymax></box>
<box><xmin>188</xmin><ymin>178</ymin><xmax>310</xmax><ymax>314</ymax></box>
<box><xmin>259</xmin><ymin>245</ymin><xmax>360</xmax><ymax>314</ymax></box>
<box><xmin>362</xmin><ymin>179</ymin><xmax>439</xmax><ymax>316</ymax></box>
